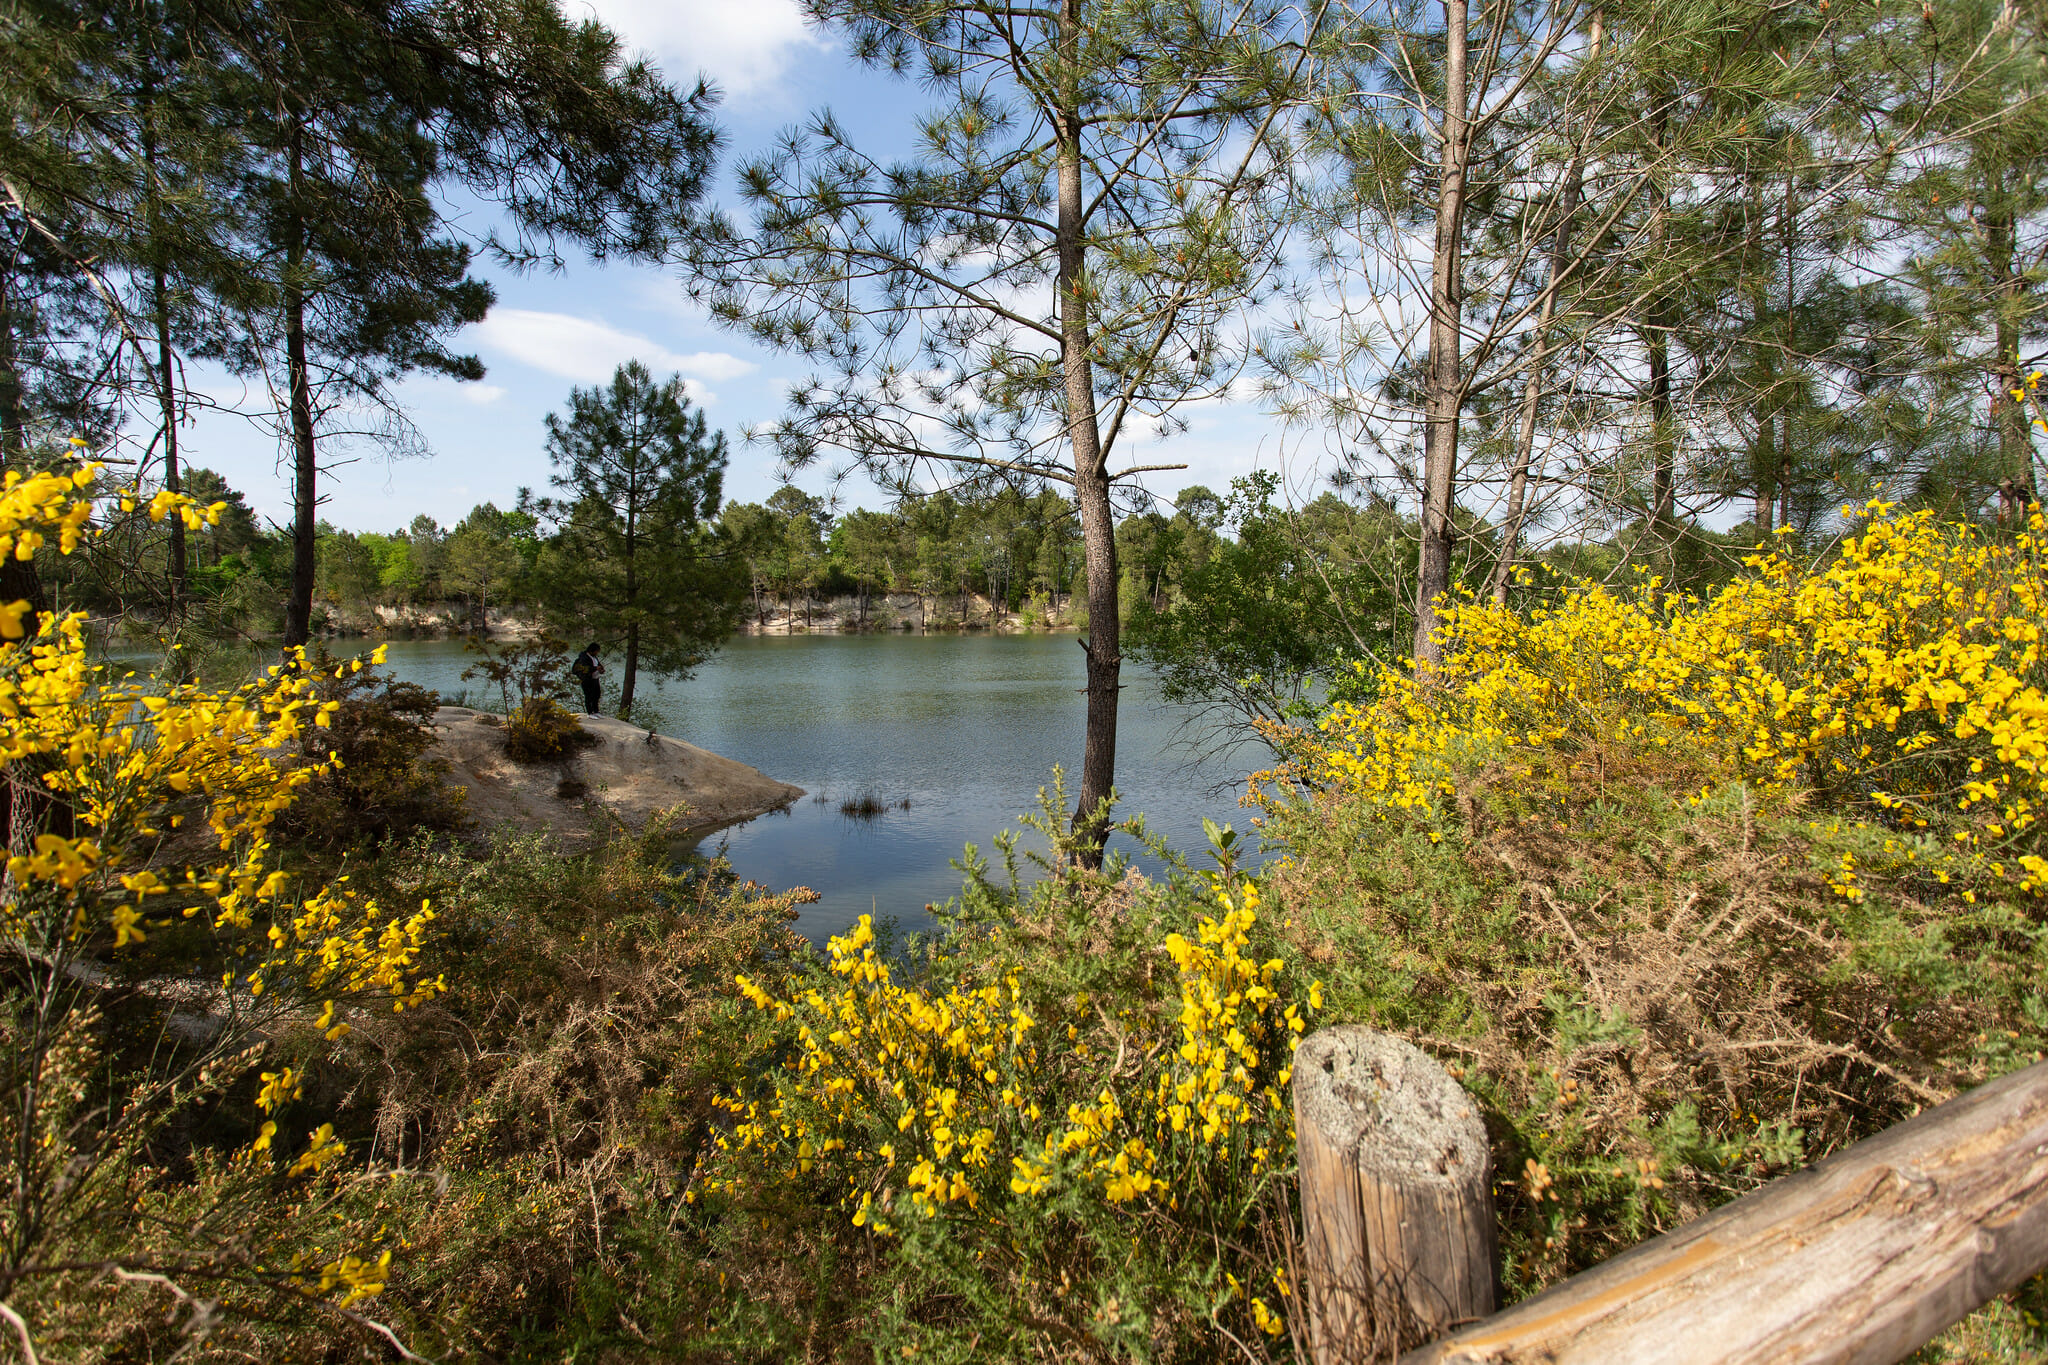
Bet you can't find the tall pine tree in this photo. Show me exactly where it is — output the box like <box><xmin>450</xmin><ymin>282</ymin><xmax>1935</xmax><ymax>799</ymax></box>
<box><xmin>691</xmin><ymin>0</ymin><xmax>1324</xmax><ymax>861</ymax></box>
<box><xmin>533</xmin><ymin>361</ymin><xmax>744</xmax><ymax>715</ymax></box>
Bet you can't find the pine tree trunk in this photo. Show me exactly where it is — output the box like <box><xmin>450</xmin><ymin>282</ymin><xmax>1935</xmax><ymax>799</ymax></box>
<box><xmin>619</xmin><ymin>458</ymin><xmax>639</xmax><ymax>717</ymax></box>
<box><xmin>1987</xmin><ymin>204</ymin><xmax>2040</xmax><ymax>504</ymax></box>
<box><xmin>140</xmin><ymin>69</ymin><xmax>186</xmax><ymax>620</ymax></box>
<box><xmin>283</xmin><ymin>125</ymin><xmax>318</xmax><ymax>650</ymax></box>
<box><xmin>0</xmin><ymin>254</ymin><xmax>46</xmax><ymax>626</ymax></box>
<box><xmin>1779</xmin><ymin>410</ymin><xmax>1793</xmax><ymax>535</ymax></box>
<box><xmin>1746</xmin><ymin>171</ymin><xmax>1774</xmax><ymax>537</ymax></box>
<box><xmin>1755</xmin><ymin>413</ymin><xmax>1776</xmax><ymax>536</ymax></box>
<box><xmin>1646</xmin><ymin>107</ymin><xmax>1676</xmax><ymax>594</ymax></box>
<box><xmin>1648</xmin><ymin>328</ymin><xmax>1673</xmax><ymax>522</ymax></box>
<box><xmin>1413</xmin><ymin>0</ymin><xmax>1470</xmax><ymax>669</ymax></box>
<box><xmin>620</xmin><ymin>620</ymin><xmax>639</xmax><ymax>717</ymax></box>
<box><xmin>1775</xmin><ymin>172</ymin><xmax>1797</xmax><ymax>534</ymax></box>
<box><xmin>1059</xmin><ymin>0</ymin><xmax>1119</xmax><ymax>867</ymax></box>
<box><xmin>1490</xmin><ymin>11</ymin><xmax>1599</xmax><ymax>606</ymax></box>
<box><xmin>154</xmin><ymin>268</ymin><xmax>185</xmax><ymax>618</ymax></box>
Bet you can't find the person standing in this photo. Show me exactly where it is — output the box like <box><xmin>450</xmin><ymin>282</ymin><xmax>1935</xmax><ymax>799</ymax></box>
<box><xmin>572</xmin><ymin>642</ymin><xmax>604</xmax><ymax>715</ymax></box>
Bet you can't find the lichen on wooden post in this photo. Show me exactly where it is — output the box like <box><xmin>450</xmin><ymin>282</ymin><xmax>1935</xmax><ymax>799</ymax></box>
<box><xmin>1294</xmin><ymin>1025</ymin><xmax>1496</xmax><ymax>1363</ymax></box>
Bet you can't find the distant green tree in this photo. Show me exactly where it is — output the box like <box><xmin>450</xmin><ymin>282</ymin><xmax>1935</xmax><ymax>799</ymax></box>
<box><xmin>719</xmin><ymin>501</ymin><xmax>780</xmax><ymax>626</ymax></box>
<box><xmin>534</xmin><ymin>361</ymin><xmax>744</xmax><ymax>715</ymax></box>
<box><xmin>1126</xmin><ymin>474</ymin><xmax>1416</xmax><ymax>750</ymax></box>
<box><xmin>315</xmin><ymin>524</ymin><xmax>378</xmax><ymax>614</ymax></box>
<box><xmin>361</xmin><ymin>532</ymin><xmax>418</xmax><ymax>603</ymax></box>
<box><xmin>1029</xmin><ymin>490</ymin><xmax>1081</xmax><ymax>608</ymax></box>
<box><xmin>403</xmin><ymin>515</ymin><xmax>447</xmax><ymax>601</ymax></box>
<box><xmin>766</xmin><ymin>485</ymin><xmax>830</xmax><ymax>630</ymax></box>
<box><xmin>182</xmin><ymin>468</ymin><xmax>261</xmax><ymax>568</ymax></box>
<box><xmin>833</xmin><ymin>507</ymin><xmax>902</xmax><ymax>628</ymax></box>
<box><xmin>445</xmin><ymin>501</ymin><xmax>534</xmax><ymax>624</ymax></box>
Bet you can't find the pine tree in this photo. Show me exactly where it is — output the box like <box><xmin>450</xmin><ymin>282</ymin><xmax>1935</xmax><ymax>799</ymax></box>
<box><xmin>1883</xmin><ymin>0</ymin><xmax>2048</xmax><ymax>509</ymax></box>
<box><xmin>533</xmin><ymin>362</ymin><xmax>744</xmax><ymax>715</ymax></box>
<box><xmin>3</xmin><ymin>0</ymin><xmax>721</xmax><ymax>643</ymax></box>
<box><xmin>691</xmin><ymin>0</ymin><xmax>1323</xmax><ymax>861</ymax></box>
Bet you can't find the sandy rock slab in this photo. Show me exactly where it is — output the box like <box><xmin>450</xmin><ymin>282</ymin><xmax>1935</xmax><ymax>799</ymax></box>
<box><xmin>429</xmin><ymin>706</ymin><xmax>803</xmax><ymax>848</ymax></box>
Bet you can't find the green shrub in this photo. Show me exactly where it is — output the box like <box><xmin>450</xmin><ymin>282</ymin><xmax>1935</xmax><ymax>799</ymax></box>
<box><xmin>687</xmin><ymin>791</ymin><xmax>1312</xmax><ymax>1360</ymax></box>
<box><xmin>1248</xmin><ymin>504</ymin><xmax>2048</xmax><ymax>1331</ymax></box>
<box><xmin>504</xmin><ymin>696</ymin><xmax>593</xmax><ymax>762</ymax></box>
<box><xmin>66</xmin><ymin>820</ymin><xmax>814</xmax><ymax>1362</ymax></box>
<box><xmin>459</xmin><ymin>630</ymin><xmax>575</xmax><ymax>715</ymax></box>
<box><xmin>275</xmin><ymin>645</ymin><xmax>468</xmax><ymax>850</ymax></box>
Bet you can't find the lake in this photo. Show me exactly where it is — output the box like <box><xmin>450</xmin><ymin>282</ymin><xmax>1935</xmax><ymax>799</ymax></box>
<box><xmin>371</xmin><ymin>634</ymin><xmax>1271</xmax><ymax>942</ymax></box>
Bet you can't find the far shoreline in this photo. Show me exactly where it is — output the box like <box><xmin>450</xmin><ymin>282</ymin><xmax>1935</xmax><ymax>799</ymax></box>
<box><xmin>110</xmin><ymin>590</ymin><xmax>1093</xmax><ymax>645</ymax></box>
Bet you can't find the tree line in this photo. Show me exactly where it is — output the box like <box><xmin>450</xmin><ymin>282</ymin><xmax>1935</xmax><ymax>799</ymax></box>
<box><xmin>96</xmin><ymin>438</ymin><xmax>1209</xmax><ymax>642</ymax></box>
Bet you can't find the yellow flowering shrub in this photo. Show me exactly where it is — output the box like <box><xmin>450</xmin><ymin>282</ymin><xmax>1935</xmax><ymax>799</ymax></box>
<box><xmin>701</xmin><ymin>849</ymin><xmax>1319</xmax><ymax>1351</ymax></box>
<box><xmin>1303</xmin><ymin>501</ymin><xmax>2047</xmax><ymax>898</ymax></box>
<box><xmin>0</xmin><ymin>463</ymin><xmax>444</xmax><ymax>1336</ymax></box>
<box><xmin>1252</xmin><ymin>499</ymin><xmax>2048</xmax><ymax>1307</ymax></box>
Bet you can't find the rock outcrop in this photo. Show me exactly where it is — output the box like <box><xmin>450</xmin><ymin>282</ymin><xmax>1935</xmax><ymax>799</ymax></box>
<box><xmin>429</xmin><ymin>706</ymin><xmax>802</xmax><ymax>848</ymax></box>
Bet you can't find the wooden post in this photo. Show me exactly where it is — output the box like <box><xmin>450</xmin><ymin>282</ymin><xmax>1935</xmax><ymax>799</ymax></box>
<box><xmin>1295</xmin><ymin>1025</ymin><xmax>1497</xmax><ymax>1363</ymax></box>
<box><xmin>1403</xmin><ymin>1057</ymin><xmax>2048</xmax><ymax>1365</ymax></box>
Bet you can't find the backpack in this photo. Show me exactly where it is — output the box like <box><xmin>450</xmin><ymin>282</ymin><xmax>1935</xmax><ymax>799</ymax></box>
<box><xmin>572</xmin><ymin>654</ymin><xmax>594</xmax><ymax>681</ymax></box>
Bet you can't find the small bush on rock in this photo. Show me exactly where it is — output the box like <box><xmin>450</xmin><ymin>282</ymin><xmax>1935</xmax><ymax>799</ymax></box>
<box><xmin>504</xmin><ymin>697</ymin><xmax>594</xmax><ymax>762</ymax></box>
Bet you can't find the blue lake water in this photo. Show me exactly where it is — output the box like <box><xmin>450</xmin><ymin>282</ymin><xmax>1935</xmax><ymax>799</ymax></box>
<box><xmin>371</xmin><ymin>634</ymin><xmax>1271</xmax><ymax>942</ymax></box>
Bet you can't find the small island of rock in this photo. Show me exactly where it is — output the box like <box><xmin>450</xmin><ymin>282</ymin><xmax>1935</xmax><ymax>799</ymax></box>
<box><xmin>429</xmin><ymin>706</ymin><xmax>804</xmax><ymax>848</ymax></box>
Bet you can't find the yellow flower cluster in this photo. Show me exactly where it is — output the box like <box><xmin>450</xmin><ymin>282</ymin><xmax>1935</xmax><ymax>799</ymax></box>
<box><xmin>1</xmin><ymin>465</ymin><xmax>442</xmax><ymax>1179</ymax></box>
<box><xmin>710</xmin><ymin>875</ymin><xmax>1317</xmax><ymax>1239</ymax></box>
<box><xmin>1157</xmin><ymin>879</ymin><xmax>1318</xmax><ymax>1149</ymax></box>
<box><xmin>1305</xmin><ymin>501</ymin><xmax>2047</xmax><ymax>896</ymax></box>
<box><xmin>297</xmin><ymin>1247</ymin><xmax>393</xmax><ymax>1308</ymax></box>
<box><xmin>2008</xmin><ymin>367</ymin><xmax>2047</xmax><ymax>434</ymax></box>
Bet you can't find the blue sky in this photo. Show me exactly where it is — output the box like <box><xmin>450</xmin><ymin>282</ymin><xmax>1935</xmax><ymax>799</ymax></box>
<box><xmin>178</xmin><ymin>0</ymin><xmax>1295</xmax><ymax>537</ymax></box>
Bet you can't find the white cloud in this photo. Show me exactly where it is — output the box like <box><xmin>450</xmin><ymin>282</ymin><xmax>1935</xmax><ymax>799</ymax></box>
<box><xmin>475</xmin><ymin>308</ymin><xmax>756</xmax><ymax>396</ymax></box>
<box><xmin>574</xmin><ymin>0</ymin><xmax>826</xmax><ymax>100</ymax></box>
<box><xmin>458</xmin><ymin>383</ymin><xmax>508</xmax><ymax>405</ymax></box>
<box><xmin>668</xmin><ymin>351</ymin><xmax>757</xmax><ymax>383</ymax></box>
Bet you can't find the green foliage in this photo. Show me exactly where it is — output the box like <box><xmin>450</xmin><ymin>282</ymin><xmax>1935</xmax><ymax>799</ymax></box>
<box><xmin>1127</xmin><ymin>472</ymin><xmax>1417</xmax><ymax>745</ymax></box>
<box><xmin>693</xmin><ymin>785</ymin><xmax>1309</xmax><ymax>1359</ymax></box>
<box><xmin>275</xmin><ymin>647</ymin><xmax>467</xmax><ymax>850</ymax></box>
<box><xmin>724</xmin><ymin>485</ymin><xmax>1083</xmax><ymax>629</ymax></box>
<box><xmin>459</xmin><ymin>629</ymin><xmax>574</xmax><ymax>714</ymax></box>
<box><xmin>532</xmin><ymin>361</ymin><xmax>746</xmax><ymax>711</ymax></box>
<box><xmin>1251</xmin><ymin>512</ymin><xmax>2048</xmax><ymax>1308</ymax></box>
<box><xmin>3</xmin><ymin>0</ymin><xmax>719</xmax><ymax>647</ymax></box>
<box><xmin>503</xmin><ymin>697</ymin><xmax>593</xmax><ymax>763</ymax></box>
<box><xmin>23</xmin><ymin>656</ymin><xmax>2047</xmax><ymax>1359</ymax></box>
<box><xmin>31</xmin><ymin>819</ymin><xmax>815</xmax><ymax>1360</ymax></box>
<box><xmin>1259</xmin><ymin>758</ymin><xmax>2048</xmax><ymax>1300</ymax></box>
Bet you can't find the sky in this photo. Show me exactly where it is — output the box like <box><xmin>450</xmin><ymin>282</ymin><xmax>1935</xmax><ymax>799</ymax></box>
<box><xmin>176</xmin><ymin>0</ymin><xmax>1297</xmax><ymax>537</ymax></box>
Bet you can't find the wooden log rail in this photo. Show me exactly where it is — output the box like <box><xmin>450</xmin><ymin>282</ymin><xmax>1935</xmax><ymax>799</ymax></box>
<box><xmin>1293</xmin><ymin>1025</ymin><xmax>2048</xmax><ymax>1365</ymax></box>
